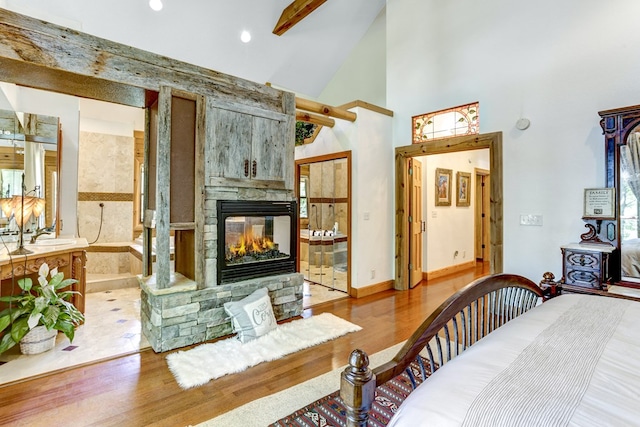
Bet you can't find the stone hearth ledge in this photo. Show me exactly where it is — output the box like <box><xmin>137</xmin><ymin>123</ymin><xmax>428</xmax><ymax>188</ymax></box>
<box><xmin>139</xmin><ymin>272</ymin><xmax>304</xmax><ymax>352</ymax></box>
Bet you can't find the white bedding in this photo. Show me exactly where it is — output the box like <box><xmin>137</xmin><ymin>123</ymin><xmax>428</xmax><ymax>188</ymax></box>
<box><xmin>622</xmin><ymin>238</ymin><xmax>640</xmax><ymax>277</ymax></box>
<box><xmin>388</xmin><ymin>294</ymin><xmax>640</xmax><ymax>427</ymax></box>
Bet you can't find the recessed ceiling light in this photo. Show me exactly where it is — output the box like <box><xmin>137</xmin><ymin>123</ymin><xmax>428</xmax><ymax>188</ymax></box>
<box><xmin>149</xmin><ymin>0</ymin><xmax>163</xmax><ymax>11</ymax></box>
<box><xmin>240</xmin><ymin>30</ymin><xmax>252</xmax><ymax>43</ymax></box>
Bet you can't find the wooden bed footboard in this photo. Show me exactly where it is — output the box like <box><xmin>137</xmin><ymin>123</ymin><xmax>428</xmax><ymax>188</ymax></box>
<box><xmin>339</xmin><ymin>274</ymin><xmax>545</xmax><ymax>427</ymax></box>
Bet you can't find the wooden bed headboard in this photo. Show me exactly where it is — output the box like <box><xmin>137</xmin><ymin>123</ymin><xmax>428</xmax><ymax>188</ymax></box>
<box><xmin>339</xmin><ymin>273</ymin><xmax>545</xmax><ymax>427</ymax></box>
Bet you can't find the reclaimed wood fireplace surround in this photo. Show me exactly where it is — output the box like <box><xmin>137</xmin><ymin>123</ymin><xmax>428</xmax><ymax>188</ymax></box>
<box><xmin>0</xmin><ymin>9</ymin><xmax>304</xmax><ymax>352</ymax></box>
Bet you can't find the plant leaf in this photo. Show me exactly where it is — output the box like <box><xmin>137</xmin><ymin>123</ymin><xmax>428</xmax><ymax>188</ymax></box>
<box><xmin>10</xmin><ymin>317</ymin><xmax>29</xmax><ymax>343</ymax></box>
<box><xmin>55</xmin><ymin>319</ymin><xmax>75</xmax><ymax>343</ymax></box>
<box><xmin>34</xmin><ymin>296</ymin><xmax>48</xmax><ymax>313</ymax></box>
<box><xmin>42</xmin><ymin>305</ymin><xmax>60</xmax><ymax>328</ymax></box>
<box><xmin>18</xmin><ymin>278</ymin><xmax>32</xmax><ymax>292</ymax></box>
<box><xmin>48</xmin><ymin>272</ymin><xmax>64</xmax><ymax>289</ymax></box>
<box><xmin>0</xmin><ymin>313</ymin><xmax>10</xmax><ymax>332</ymax></box>
<box><xmin>27</xmin><ymin>312</ymin><xmax>42</xmax><ymax>330</ymax></box>
<box><xmin>0</xmin><ymin>333</ymin><xmax>18</xmax><ymax>355</ymax></box>
<box><xmin>39</xmin><ymin>262</ymin><xmax>50</xmax><ymax>279</ymax></box>
<box><xmin>55</xmin><ymin>278</ymin><xmax>78</xmax><ymax>291</ymax></box>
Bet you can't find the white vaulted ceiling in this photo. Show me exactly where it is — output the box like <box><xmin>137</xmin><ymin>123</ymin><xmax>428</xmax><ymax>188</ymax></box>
<box><xmin>0</xmin><ymin>0</ymin><xmax>386</xmax><ymax>98</ymax></box>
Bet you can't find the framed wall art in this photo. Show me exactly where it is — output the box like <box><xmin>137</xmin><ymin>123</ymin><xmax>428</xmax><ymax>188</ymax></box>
<box><xmin>456</xmin><ymin>172</ymin><xmax>471</xmax><ymax>207</ymax></box>
<box><xmin>583</xmin><ymin>188</ymin><xmax>615</xmax><ymax>220</ymax></box>
<box><xmin>435</xmin><ymin>168</ymin><xmax>452</xmax><ymax>206</ymax></box>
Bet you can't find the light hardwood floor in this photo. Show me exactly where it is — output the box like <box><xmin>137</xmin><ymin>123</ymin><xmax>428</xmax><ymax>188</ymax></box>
<box><xmin>0</xmin><ymin>263</ymin><xmax>490</xmax><ymax>426</ymax></box>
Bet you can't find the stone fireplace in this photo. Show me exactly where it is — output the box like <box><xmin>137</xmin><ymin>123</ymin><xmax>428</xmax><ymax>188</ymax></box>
<box><xmin>140</xmin><ymin>190</ymin><xmax>304</xmax><ymax>353</ymax></box>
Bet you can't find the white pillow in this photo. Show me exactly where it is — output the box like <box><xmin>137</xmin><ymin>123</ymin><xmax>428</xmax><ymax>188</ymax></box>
<box><xmin>223</xmin><ymin>287</ymin><xmax>277</xmax><ymax>343</ymax></box>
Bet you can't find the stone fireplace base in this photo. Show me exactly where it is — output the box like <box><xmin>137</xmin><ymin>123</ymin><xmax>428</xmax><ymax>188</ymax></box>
<box><xmin>140</xmin><ymin>272</ymin><xmax>304</xmax><ymax>352</ymax></box>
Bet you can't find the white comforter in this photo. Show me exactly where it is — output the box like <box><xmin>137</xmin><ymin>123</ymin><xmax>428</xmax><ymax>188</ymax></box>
<box><xmin>388</xmin><ymin>294</ymin><xmax>640</xmax><ymax>427</ymax></box>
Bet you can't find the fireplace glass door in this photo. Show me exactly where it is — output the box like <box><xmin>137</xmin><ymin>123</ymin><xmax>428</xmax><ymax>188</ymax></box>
<box><xmin>217</xmin><ymin>200</ymin><xmax>296</xmax><ymax>285</ymax></box>
<box><xmin>224</xmin><ymin>215</ymin><xmax>291</xmax><ymax>266</ymax></box>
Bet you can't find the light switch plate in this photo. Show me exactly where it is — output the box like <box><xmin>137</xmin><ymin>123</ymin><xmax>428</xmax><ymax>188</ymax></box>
<box><xmin>520</xmin><ymin>214</ymin><xmax>543</xmax><ymax>226</ymax></box>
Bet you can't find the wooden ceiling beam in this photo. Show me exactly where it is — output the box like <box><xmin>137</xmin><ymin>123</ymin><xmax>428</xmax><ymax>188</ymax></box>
<box><xmin>273</xmin><ymin>0</ymin><xmax>327</xmax><ymax>36</ymax></box>
<box><xmin>296</xmin><ymin>110</ymin><xmax>335</xmax><ymax>127</ymax></box>
<box><xmin>296</xmin><ymin>97</ymin><xmax>357</xmax><ymax>122</ymax></box>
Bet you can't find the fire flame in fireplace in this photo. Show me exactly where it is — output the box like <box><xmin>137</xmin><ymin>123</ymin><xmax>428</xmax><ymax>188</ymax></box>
<box><xmin>226</xmin><ymin>233</ymin><xmax>278</xmax><ymax>261</ymax></box>
<box><xmin>228</xmin><ymin>233</ymin><xmax>277</xmax><ymax>258</ymax></box>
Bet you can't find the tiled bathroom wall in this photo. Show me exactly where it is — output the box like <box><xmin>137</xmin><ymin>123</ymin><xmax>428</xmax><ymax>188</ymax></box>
<box><xmin>77</xmin><ymin>131</ymin><xmax>134</xmax><ymax>274</ymax></box>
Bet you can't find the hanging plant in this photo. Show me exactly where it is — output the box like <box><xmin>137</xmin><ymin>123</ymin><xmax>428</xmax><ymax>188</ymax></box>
<box><xmin>295</xmin><ymin>121</ymin><xmax>317</xmax><ymax>145</ymax></box>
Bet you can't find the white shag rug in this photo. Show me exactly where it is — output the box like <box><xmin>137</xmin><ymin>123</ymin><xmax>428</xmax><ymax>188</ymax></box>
<box><xmin>166</xmin><ymin>312</ymin><xmax>361</xmax><ymax>389</ymax></box>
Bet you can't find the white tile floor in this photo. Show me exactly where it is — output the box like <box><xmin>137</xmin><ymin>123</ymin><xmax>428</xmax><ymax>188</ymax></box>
<box><xmin>0</xmin><ymin>278</ymin><xmax>348</xmax><ymax>385</ymax></box>
<box><xmin>0</xmin><ymin>286</ymin><xmax>148</xmax><ymax>385</ymax></box>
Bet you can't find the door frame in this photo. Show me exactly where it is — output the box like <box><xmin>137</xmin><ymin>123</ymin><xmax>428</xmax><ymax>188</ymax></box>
<box><xmin>295</xmin><ymin>151</ymin><xmax>352</xmax><ymax>294</ymax></box>
<box><xmin>395</xmin><ymin>132</ymin><xmax>503</xmax><ymax>290</ymax></box>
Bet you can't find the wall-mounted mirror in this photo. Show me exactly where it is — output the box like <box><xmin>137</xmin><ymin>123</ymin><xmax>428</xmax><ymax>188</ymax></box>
<box><xmin>601</xmin><ymin>105</ymin><xmax>640</xmax><ymax>284</ymax></box>
<box><xmin>0</xmin><ymin>108</ymin><xmax>59</xmax><ymax>235</ymax></box>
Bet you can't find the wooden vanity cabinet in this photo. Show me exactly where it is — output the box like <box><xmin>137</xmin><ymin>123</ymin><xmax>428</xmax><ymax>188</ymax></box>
<box><xmin>0</xmin><ymin>246</ymin><xmax>87</xmax><ymax>313</ymax></box>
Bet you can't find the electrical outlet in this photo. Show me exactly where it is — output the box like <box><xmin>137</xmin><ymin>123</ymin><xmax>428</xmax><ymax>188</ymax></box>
<box><xmin>370</xmin><ymin>269</ymin><xmax>375</xmax><ymax>279</ymax></box>
<box><xmin>463</xmin><ymin>250</ymin><xmax>466</xmax><ymax>258</ymax></box>
<box><xmin>520</xmin><ymin>214</ymin><xmax>543</xmax><ymax>226</ymax></box>
<box><xmin>364</xmin><ymin>212</ymin><xmax>370</xmax><ymax>221</ymax></box>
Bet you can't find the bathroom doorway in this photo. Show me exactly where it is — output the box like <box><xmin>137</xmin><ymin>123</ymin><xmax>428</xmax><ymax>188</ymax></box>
<box><xmin>296</xmin><ymin>151</ymin><xmax>351</xmax><ymax>300</ymax></box>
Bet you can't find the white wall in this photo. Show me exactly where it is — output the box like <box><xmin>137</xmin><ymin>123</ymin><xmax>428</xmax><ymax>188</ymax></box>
<box><xmin>295</xmin><ymin>107</ymin><xmax>393</xmax><ymax>288</ymax></box>
<box><xmin>386</xmin><ymin>0</ymin><xmax>640</xmax><ymax>281</ymax></box>
<box><xmin>417</xmin><ymin>150</ymin><xmax>490</xmax><ymax>272</ymax></box>
<box><xmin>318</xmin><ymin>7</ymin><xmax>387</xmax><ymax>107</ymax></box>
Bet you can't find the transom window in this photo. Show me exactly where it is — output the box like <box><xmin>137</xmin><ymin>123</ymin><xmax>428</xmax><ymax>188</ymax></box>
<box><xmin>412</xmin><ymin>102</ymin><xmax>479</xmax><ymax>143</ymax></box>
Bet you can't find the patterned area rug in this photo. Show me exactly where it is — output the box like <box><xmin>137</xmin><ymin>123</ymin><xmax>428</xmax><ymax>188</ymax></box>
<box><xmin>270</xmin><ymin>356</ymin><xmax>432</xmax><ymax>427</ymax></box>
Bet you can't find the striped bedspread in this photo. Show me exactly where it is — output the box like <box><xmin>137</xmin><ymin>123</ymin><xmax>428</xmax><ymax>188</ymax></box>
<box><xmin>388</xmin><ymin>294</ymin><xmax>640</xmax><ymax>427</ymax></box>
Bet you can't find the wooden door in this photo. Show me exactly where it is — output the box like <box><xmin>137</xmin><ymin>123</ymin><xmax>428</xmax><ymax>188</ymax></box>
<box><xmin>409</xmin><ymin>158</ymin><xmax>423</xmax><ymax>288</ymax></box>
<box><xmin>208</xmin><ymin>107</ymin><xmax>252</xmax><ymax>180</ymax></box>
<box><xmin>251</xmin><ymin>116</ymin><xmax>286</xmax><ymax>182</ymax></box>
<box><xmin>475</xmin><ymin>169</ymin><xmax>490</xmax><ymax>261</ymax></box>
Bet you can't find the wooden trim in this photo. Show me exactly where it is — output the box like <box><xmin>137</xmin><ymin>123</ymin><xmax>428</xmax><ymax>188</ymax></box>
<box><xmin>169</xmin><ymin>222</ymin><xmax>195</xmax><ymax>230</ymax></box>
<box><xmin>86</xmin><ymin>245</ymin><xmax>131</xmax><ymax>253</ymax></box>
<box><xmin>308</xmin><ymin>197</ymin><xmax>349</xmax><ymax>204</ymax></box>
<box><xmin>295</xmin><ymin>98</ymin><xmax>357</xmax><ymax>122</ymax></box>
<box><xmin>424</xmin><ymin>260</ymin><xmax>476</xmax><ymax>281</ymax></box>
<box><xmin>350</xmin><ymin>280</ymin><xmax>394</xmax><ymax>298</ymax></box>
<box><xmin>78</xmin><ymin>192</ymin><xmax>134</xmax><ymax>202</ymax></box>
<box><xmin>395</xmin><ymin>132</ymin><xmax>503</xmax><ymax>291</ymax></box>
<box><xmin>155</xmin><ymin>86</ymin><xmax>172</xmax><ymax>289</ymax></box>
<box><xmin>338</xmin><ymin>100</ymin><xmax>394</xmax><ymax>117</ymax></box>
<box><xmin>194</xmin><ymin>94</ymin><xmax>206</xmax><ymax>289</ymax></box>
<box><xmin>273</xmin><ymin>0</ymin><xmax>327</xmax><ymax>36</ymax></box>
<box><xmin>296</xmin><ymin>110</ymin><xmax>335</xmax><ymax>127</ymax></box>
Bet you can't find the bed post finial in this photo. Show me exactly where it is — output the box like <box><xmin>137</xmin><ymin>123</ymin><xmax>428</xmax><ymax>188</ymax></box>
<box><xmin>340</xmin><ymin>349</ymin><xmax>376</xmax><ymax>427</ymax></box>
<box><xmin>540</xmin><ymin>271</ymin><xmax>561</xmax><ymax>300</ymax></box>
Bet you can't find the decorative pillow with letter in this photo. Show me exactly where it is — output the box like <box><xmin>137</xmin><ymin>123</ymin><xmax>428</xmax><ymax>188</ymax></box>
<box><xmin>223</xmin><ymin>287</ymin><xmax>277</xmax><ymax>343</ymax></box>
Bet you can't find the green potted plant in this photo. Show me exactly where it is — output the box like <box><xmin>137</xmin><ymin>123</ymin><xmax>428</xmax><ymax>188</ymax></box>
<box><xmin>0</xmin><ymin>262</ymin><xmax>85</xmax><ymax>355</ymax></box>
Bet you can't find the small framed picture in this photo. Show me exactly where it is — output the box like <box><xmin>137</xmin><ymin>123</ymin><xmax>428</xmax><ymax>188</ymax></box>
<box><xmin>456</xmin><ymin>172</ymin><xmax>471</xmax><ymax>207</ymax></box>
<box><xmin>435</xmin><ymin>168</ymin><xmax>452</xmax><ymax>206</ymax></box>
<box><xmin>583</xmin><ymin>188</ymin><xmax>615</xmax><ymax>219</ymax></box>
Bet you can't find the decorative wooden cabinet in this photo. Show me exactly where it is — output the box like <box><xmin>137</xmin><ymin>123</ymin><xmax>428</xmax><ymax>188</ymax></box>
<box><xmin>561</xmin><ymin>243</ymin><xmax>615</xmax><ymax>290</ymax></box>
<box><xmin>207</xmin><ymin>106</ymin><xmax>294</xmax><ymax>189</ymax></box>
